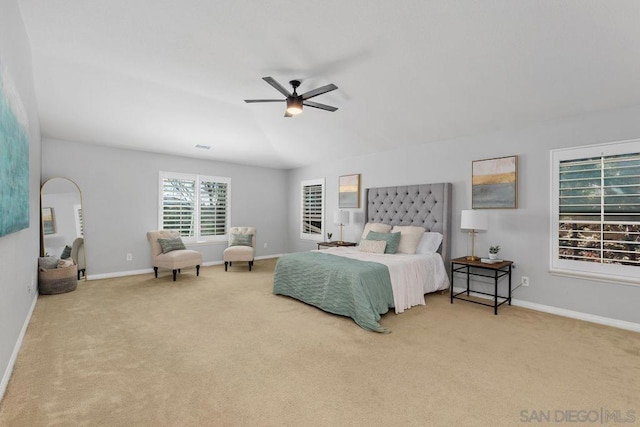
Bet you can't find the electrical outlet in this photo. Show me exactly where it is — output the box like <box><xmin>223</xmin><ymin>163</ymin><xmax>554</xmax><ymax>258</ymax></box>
<box><xmin>126</xmin><ymin>253</ymin><xmax>133</xmax><ymax>261</ymax></box>
<box><xmin>522</xmin><ymin>276</ymin><xmax>529</xmax><ymax>287</ymax></box>
<box><xmin>263</xmin><ymin>243</ymin><xmax>268</xmax><ymax>249</ymax></box>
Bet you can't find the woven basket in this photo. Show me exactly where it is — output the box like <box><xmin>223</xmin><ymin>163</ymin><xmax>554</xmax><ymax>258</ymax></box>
<box><xmin>38</xmin><ymin>262</ymin><xmax>78</xmax><ymax>295</ymax></box>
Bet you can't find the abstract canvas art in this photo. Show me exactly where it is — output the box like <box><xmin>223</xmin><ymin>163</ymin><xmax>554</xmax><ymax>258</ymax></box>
<box><xmin>339</xmin><ymin>174</ymin><xmax>360</xmax><ymax>208</ymax></box>
<box><xmin>472</xmin><ymin>155</ymin><xmax>518</xmax><ymax>209</ymax></box>
<box><xmin>0</xmin><ymin>59</ymin><xmax>30</xmax><ymax>237</ymax></box>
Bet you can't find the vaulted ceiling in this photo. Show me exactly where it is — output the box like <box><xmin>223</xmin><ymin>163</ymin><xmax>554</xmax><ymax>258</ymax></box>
<box><xmin>19</xmin><ymin>0</ymin><xmax>640</xmax><ymax>169</ymax></box>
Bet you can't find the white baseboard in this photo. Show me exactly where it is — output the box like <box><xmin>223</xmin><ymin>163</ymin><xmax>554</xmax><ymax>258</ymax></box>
<box><xmin>86</xmin><ymin>255</ymin><xmax>283</xmax><ymax>281</ymax></box>
<box><xmin>87</xmin><ymin>268</ymin><xmax>153</xmax><ymax>281</ymax></box>
<box><xmin>452</xmin><ymin>286</ymin><xmax>640</xmax><ymax>333</ymax></box>
<box><xmin>1</xmin><ymin>292</ymin><xmax>38</xmax><ymax>403</ymax></box>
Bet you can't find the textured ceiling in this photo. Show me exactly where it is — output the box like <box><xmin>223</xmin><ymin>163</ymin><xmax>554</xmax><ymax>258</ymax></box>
<box><xmin>19</xmin><ymin>0</ymin><xmax>640</xmax><ymax>169</ymax></box>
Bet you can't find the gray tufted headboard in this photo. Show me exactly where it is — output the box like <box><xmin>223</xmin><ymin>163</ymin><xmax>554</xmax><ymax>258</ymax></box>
<box><xmin>365</xmin><ymin>183</ymin><xmax>452</xmax><ymax>267</ymax></box>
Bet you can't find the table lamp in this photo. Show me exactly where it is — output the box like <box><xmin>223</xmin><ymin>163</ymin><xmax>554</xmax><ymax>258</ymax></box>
<box><xmin>334</xmin><ymin>210</ymin><xmax>349</xmax><ymax>243</ymax></box>
<box><xmin>461</xmin><ymin>210</ymin><xmax>488</xmax><ymax>261</ymax></box>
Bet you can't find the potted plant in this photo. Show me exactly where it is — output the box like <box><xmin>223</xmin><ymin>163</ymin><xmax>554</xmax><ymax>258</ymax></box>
<box><xmin>489</xmin><ymin>245</ymin><xmax>500</xmax><ymax>260</ymax></box>
<box><xmin>327</xmin><ymin>232</ymin><xmax>333</xmax><ymax>242</ymax></box>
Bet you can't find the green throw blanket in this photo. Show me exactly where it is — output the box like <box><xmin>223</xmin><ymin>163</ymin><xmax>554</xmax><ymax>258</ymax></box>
<box><xmin>273</xmin><ymin>251</ymin><xmax>395</xmax><ymax>333</ymax></box>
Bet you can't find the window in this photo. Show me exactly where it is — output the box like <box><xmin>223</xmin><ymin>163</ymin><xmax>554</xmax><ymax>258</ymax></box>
<box><xmin>551</xmin><ymin>139</ymin><xmax>640</xmax><ymax>284</ymax></box>
<box><xmin>301</xmin><ymin>178</ymin><xmax>325</xmax><ymax>240</ymax></box>
<box><xmin>74</xmin><ymin>204</ymin><xmax>83</xmax><ymax>237</ymax></box>
<box><xmin>159</xmin><ymin>172</ymin><xmax>230</xmax><ymax>242</ymax></box>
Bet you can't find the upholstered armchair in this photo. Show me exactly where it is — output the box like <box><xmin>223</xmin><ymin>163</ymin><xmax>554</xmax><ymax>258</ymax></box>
<box><xmin>223</xmin><ymin>227</ymin><xmax>256</xmax><ymax>271</ymax></box>
<box><xmin>146</xmin><ymin>230</ymin><xmax>202</xmax><ymax>281</ymax></box>
<box><xmin>70</xmin><ymin>237</ymin><xmax>86</xmax><ymax>279</ymax></box>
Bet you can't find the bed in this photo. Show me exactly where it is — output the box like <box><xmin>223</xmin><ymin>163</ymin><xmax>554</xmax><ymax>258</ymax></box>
<box><xmin>273</xmin><ymin>182</ymin><xmax>452</xmax><ymax>332</ymax></box>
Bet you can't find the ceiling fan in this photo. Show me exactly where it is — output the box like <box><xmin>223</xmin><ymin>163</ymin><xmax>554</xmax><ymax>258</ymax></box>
<box><xmin>244</xmin><ymin>77</ymin><xmax>338</xmax><ymax>117</ymax></box>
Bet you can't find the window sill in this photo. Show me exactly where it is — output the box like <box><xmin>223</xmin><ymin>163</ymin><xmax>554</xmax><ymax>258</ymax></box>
<box><xmin>550</xmin><ymin>268</ymin><xmax>640</xmax><ymax>287</ymax></box>
<box><xmin>185</xmin><ymin>240</ymin><xmax>227</xmax><ymax>246</ymax></box>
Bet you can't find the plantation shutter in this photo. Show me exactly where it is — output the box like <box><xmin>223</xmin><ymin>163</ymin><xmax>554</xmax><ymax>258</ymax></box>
<box><xmin>200</xmin><ymin>180</ymin><xmax>228</xmax><ymax>236</ymax></box>
<box><xmin>74</xmin><ymin>204</ymin><xmax>84</xmax><ymax>237</ymax></box>
<box><xmin>161</xmin><ymin>177</ymin><xmax>196</xmax><ymax>236</ymax></box>
<box><xmin>302</xmin><ymin>183</ymin><xmax>323</xmax><ymax>235</ymax></box>
<box><xmin>559</xmin><ymin>152</ymin><xmax>640</xmax><ymax>266</ymax></box>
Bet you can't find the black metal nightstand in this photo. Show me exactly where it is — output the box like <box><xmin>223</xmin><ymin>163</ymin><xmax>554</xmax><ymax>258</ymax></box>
<box><xmin>317</xmin><ymin>241</ymin><xmax>357</xmax><ymax>250</ymax></box>
<box><xmin>450</xmin><ymin>257</ymin><xmax>513</xmax><ymax>315</ymax></box>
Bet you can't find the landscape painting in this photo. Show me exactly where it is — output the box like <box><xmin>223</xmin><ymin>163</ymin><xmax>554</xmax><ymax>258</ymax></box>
<box><xmin>472</xmin><ymin>155</ymin><xmax>518</xmax><ymax>209</ymax></box>
<box><xmin>339</xmin><ymin>174</ymin><xmax>360</xmax><ymax>208</ymax></box>
<box><xmin>0</xmin><ymin>60</ymin><xmax>30</xmax><ymax>237</ymax></box>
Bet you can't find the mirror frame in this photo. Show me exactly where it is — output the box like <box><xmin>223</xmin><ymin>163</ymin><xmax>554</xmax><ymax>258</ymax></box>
<box><xmin>40</xmin><ymin>177</ymin><xmax>86</xmax><ymax>279</ymax></box>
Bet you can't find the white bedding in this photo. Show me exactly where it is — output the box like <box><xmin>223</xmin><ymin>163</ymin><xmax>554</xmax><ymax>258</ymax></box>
<box><xmin>316</xmin><ymin>247</ymin><xmax>449</xmax><ymax>313</ymax></box>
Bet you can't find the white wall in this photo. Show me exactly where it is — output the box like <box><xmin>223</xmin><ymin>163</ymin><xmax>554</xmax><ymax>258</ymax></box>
<box><xmin>41</xmin><ymin>139</ymin><xmax>289</xmax><ymax>277</ymax></box>
<box><xmin>0</xmin><ymin>0</ymin><xmax>42</xmax><ymax>399</ymax></box>
<box><xmin>287</xmin><ymin>105</ymin><xmax>640</xmax><ymax>325</ymax></box>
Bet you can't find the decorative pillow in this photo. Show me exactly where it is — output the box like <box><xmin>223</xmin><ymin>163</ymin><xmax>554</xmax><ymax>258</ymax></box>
<box><xmin>359</xmin><ymin>239</ymin><xmax>387</xmax><ymax>254</ymax></box>
<box><xmin>230</xmin><ymin>233</ymin><xmax>253</xmax><ymax>247</ymax></box>
<box><xmin>366</xmin><ymin>231</ymin><xmax>401</xmax><ymax>254</ymax></box>
<box><xmin>392</xmin><ymin>225</ymin><xmax>425</xmax><ymax>254</ymax></box>
<box><xmin>38</xmin><ymin>256</ymin><xmax>59</xmax><ymax>270</ymax></box>
<box><xmin>157</xmin><ymin>237</ymin><xmax>186</xmax><ymax>254</ymax></box>
<box><xmin>57</xmin><ymin>259</ymin><xmax>75</xmax><ymax>268</ymax></box>
<box><xmin>360</xmin><ymin>222</ymin><xmax>392</xmax><ymax>241</ymax></box>
<box><xmin>60</xmin><ymin>245</ymin><xmax>72</xmax><ymax>259</ymax></box>
<box><xmin>415</xmin><ymin>232</ymin><xmax>444</xmax><ymax>254</ymax></box>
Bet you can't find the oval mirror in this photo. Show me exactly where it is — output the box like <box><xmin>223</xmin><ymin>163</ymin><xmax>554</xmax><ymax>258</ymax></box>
<box><xmin>40</xmin><ymin>178</ymin><xmax>86</xmax><ymax>280</ymax></box>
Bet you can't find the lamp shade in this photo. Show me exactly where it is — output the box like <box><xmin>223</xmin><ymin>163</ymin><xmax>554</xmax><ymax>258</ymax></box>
<box><xmin>334</xmin><ymin>210</ymin><xmax>349</xmax><ymax>225</ymax></box>
<box><xmin>460</xmin><ymin>210</ymin><xmax>488</xmax><ymax>231</ymax></box>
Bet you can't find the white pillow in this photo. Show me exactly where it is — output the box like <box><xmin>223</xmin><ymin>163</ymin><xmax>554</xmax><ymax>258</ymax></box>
<box><xmin>360</xmin><ymin>222</ymin><xmax>392</xmax><ymax>241</ymax></box>
<box><xmin>391</xmin><ymin>226</ymin><xmax>425</xmax><ymax>254</ymax></box>
<box><xmin>359</xmin><ymin>239</ymin><xmax>387</xmax><ymax>254</ymax></box>
<box><xmin>415</xmin><ymin>232</ymin><xmax>443</xmax><ymax>254</ymax></box>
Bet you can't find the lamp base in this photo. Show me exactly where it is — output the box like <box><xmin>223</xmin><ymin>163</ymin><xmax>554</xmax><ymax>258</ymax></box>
<box><xmin>466</xmin><ymin>255</ymin><xmax>480</xmax><ymax>261</ymax></box>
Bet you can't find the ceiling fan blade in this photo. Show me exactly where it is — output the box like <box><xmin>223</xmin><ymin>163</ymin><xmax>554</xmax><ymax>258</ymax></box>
<box><xmin>244</xmin><ymin>99</ymin><xmax>285</xmax><ymax>103</ymax></box>
<box><xmin>300</xmin><ymin>83</ymin><xmax>338</xmax><ymax>100</ymax></box>
<box><xmin>262</xmin><ymin>76</ymin><xmax>292</xmax><ymax>97</ymax></box>
<box><xmin>303</xmin><ymin>101</ymin><xmax>338</xmax><ymax>112</ymax></box>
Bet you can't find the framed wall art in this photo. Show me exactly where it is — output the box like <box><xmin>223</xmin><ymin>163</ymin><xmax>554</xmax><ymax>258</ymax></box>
<box><xmin>42</xmin><ymin>207</ymin><xmax>56</xmax><ymax>235</ymax></box>
<box><xmin>0</xmin><ymin>60</ymin><xmax>30</xmax><ymax>237</ymax></box>
<box><xmin>339</xmin><ymin>174</ymin><xmax>360</xmax><ymax>208</ymax></box>
<box><xmin>472</xmin><ymin>155</ymin><xmax>518</xmax><ymax>209</ymax></box>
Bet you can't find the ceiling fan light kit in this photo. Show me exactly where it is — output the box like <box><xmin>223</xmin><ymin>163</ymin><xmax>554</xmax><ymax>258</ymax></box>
<box><xmin>245</xmin><ymin>76</ymin><xmax>338</xmax><ymax>117</ymax></box>
<box><xmin>286</xmin><ymin>97</ymin><xmax>303</xmax><ymax>116</ymax></box>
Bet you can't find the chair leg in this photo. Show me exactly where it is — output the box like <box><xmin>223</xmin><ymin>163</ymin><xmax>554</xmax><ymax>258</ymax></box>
<box><xmin>249</xmin><ymin>260</ymin><xmax>253</xmax><ymax>271</ymax></box>
<box><xmin>196</xmin><ymin>265</ymin><xmax>200</xmax><ymax>276</ymax></box>
<box><xmin>224</xmin><ymin>262</ymin><xmax>228</xmax><ymax>272</ymax></box>
<box><xmin>154</xmin><ymin>267</ymin><xmax>158</xmax><ymax>278</ymax></box>
<box><xmin>172</xmin><ymin>269</ymin><xmax>177</xmax><ymax>281</ymax></box>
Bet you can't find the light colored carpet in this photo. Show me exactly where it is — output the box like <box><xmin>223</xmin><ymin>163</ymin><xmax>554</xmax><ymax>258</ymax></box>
<box><xmin>1</xmin><ymin>258</ymin><xmax>638</xmax><ymax>426</ymax></box>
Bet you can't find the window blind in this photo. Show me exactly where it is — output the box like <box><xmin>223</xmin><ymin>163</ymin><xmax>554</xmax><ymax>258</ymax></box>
<box><xmin>200</xmin><ymin>180</ymin><xmax>228</xmax><ymax>236</ymax></box>
<box><xmin>160</xmin><ymin>173</ymin><xmax>230</xmax><ymax>241</ymax></box>
<box><xmin>302</xmin><ymin>184</ymin><xmax>323</xmax><ymax>235</ymax></box>
<box><xmin>301</xmin><ymin>179</ymin><xmax>324</xmax><ymax>240</ymax></box>
<box><xmin>161</xmin><ymin>177</ymin><xmax>196</xmax><ymax>236</ymax></box>
<box><xmin>559</xmin><ymin>152</ymin><xmax>640</xmax><ymax>266</ymax></box>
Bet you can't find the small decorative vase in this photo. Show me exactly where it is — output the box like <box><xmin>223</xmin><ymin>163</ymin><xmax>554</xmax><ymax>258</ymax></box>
<box><xmin>489</xmin><ymin>253</ymin><xmax>497</xmax><ymax>260</ymax></box>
